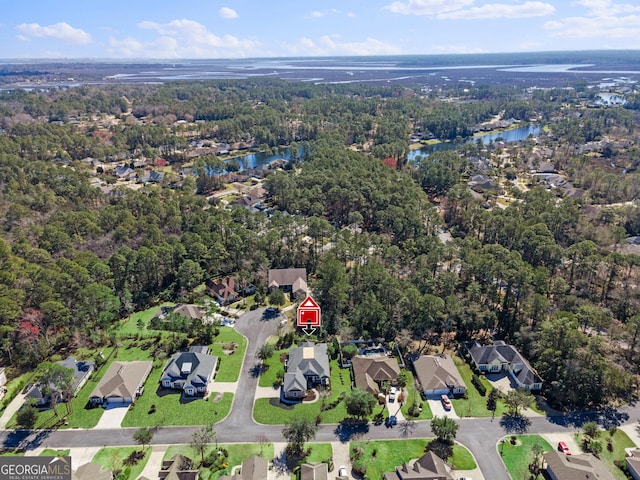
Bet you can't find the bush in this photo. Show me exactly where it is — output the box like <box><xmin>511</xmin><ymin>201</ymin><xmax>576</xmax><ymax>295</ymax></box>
<box><xmin>352</xmin><ymin>459</ymin><xmax>367</xmax><ymax>476</ymax></box>
<box><xmin>471</xmin><ymin>373</ymin><xmax>487</xmax><ymax>396</ymax></box>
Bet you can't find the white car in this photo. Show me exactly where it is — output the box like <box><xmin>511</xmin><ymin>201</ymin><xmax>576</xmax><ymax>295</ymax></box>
<box><xmin>388</xmin><ymin>386</ymin><xmax>397</xmax><ymax>402</ymax></box>
<box><xmin>338</xmin><ymin>465</ymin><xmax>348</xmax><ymax>476</ymax></box>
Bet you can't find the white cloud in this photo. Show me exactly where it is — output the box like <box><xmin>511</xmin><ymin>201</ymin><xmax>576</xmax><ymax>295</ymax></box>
<box><xmin>219</xmin><ymin>7</ymin><xmax>239</xmax><ymax>19</ymax></box>
<box><xmin>16</xmin><ymin>22</ymin><xmax>91</xmax><ymax>44</ymax></box>
<box><xmin>306</xmin><ymin>9</ymin><xmax>344</xmax><ymax>19</ymax></box>
<box><xmin>286</xmin><ymin>35</ymin><xmax>400</xmax><ymax>56</ymax></box>
<box><xmin>544</xmin><ymin>13</ymin><xmax>640</xmax><ymax>39</ymax></box>
<box><xmin>577</xmin><ymin>0</ymin><xmax>640</xmax><ymax>16</ymax></box>
<box><xmin>383</xmin><ymin>0</ymin><xmax>474</xmax><ymax>16</ymax></box>
<box><xmin>439</xmin><ymin>1</ymin><xmax>555</xmax><ymax>19</ymax></box>
<box><xmin>109</xmin><ymin>19</ymin><xmax>260</xmax><ymax>58</ymax></box>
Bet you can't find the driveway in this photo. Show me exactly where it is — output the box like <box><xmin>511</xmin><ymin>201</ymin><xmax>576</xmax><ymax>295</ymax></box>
<box><xmin>427</xmin><ymin>395</ymin><xmax>459</xmax><ymax>419</ymax></box>
<box><xmin>541</xmin><ymin>432</ymin><xmax>581</xmax><ymax>455</ymax></box>
<box><xmin>93</xmin><ymin>405</ymin><xmax>128</xmax><ymax>429</ymax></box>
<box><xmin>217</xmin><ymin>307</ymin><xmax>281</xmax><ymax>433</ymax></box>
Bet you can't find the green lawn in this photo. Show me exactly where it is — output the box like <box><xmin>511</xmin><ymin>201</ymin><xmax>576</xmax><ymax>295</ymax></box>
<box><xmin>257</xmin><ymin>347</ymin><xmax>289</xmax><ymax>388</ymax></box>
<box><xmin>0</xmin><ymin>450</ymin><xmax>25</xmax><ymax>456</ymax></box>
<box><xmin>39</xmin><ymin>449</ymin><xmax>70</xmax><ymax>457</ymax></box>
<box><xmin>117</xmin><ymin>303</ymin><xmax>175</xmax><ymax>336</ymax></box>
<box><xmin>165</xmin><ymin>443</ymin><xmax>274</xmax><ymax>480</ymax></box>
<box><xmin>253</xmin><ymin>359</ymin><xmax>352</xmax><ymax>424</ymax></box>
<box><xmin>350</xmin><ymin>439</ymin><xmax>476</xmax><ymax>480</ymax></box>
<box><xmin>92</xmin><ymin>447</ymin><xmax>150</xmax><ymax>480</ymax></box>
<box><xmin>401</xmin><ymin>370</ymin><xmax>433</xmax><ymax>420</ymax></box>
<box><xmin>290</xmin><ymin>443</ymin><xmax>333</xmax><ymax>479</ymax></box>
<box><xmin>500</xmin><ymin>435</ymin><xmax>552</xmax><ymax>480</ymax></box>
<box><xmin>7</xmin><ymin>343</ymin><xmax>159</xmax><ymax>430</ymax></box>
<box><xmin>0</xmin><ymin>371</ymin><xmax>36</xmax><ymax>415</ymax></box>
<box><xmin>450</xmin><ymin>358</ymin><xmax>508</xmax><ymax>418</ymax></box>
<box><xmin>209</xmin><ymin>327</ymin><xmax>247</xmax><ymax>382</ymax></box>
<box><xmin>575</xmin><ymin>429</ymin><xmax>635</xmax><ymax>480</ymax></box>
<box><xmin>121</xmin><ymin>364</ymin><xmax>233</xmax><ymax>427</ymax></box>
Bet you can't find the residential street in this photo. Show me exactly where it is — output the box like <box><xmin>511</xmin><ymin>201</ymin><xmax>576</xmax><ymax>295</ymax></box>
<box><xmin>1</xmin><ymin>307</ymin><xmax>639</xmax><ymax>480</ymax></box>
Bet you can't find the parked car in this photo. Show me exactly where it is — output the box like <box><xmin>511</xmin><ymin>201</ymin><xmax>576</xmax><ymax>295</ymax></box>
<box><xmin>558</xmin><ymin>441</ymin><xmax>571</xmax><ymax>455</ymax></box>
<box><xmin>389</xmin><ymin>386</ymin><xmax>397</xmax><ymax>402</ymax></box>
<box><xmin>385</xmin><ymin>415</ymin><xmax>398</xmax><ymax>427</ymax></box>
<box><xmin>263</xmin><ymin>307</ymin><xmax>280</xmax><ymax>318</ymax></box>
<box><xmin>441</xmin><ymin>394</ymin><xmax>452</xmax><ymax>411</ymax></box>
<box><xmin>338</xmin><ymin>465</ymin><xmax>348</xmax><ymax>476</ymax></box>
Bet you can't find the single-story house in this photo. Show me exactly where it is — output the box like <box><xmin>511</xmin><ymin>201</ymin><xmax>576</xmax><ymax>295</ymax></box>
<box><xmin>466</xmin><ymin>340</ymin><xmax>543</xmax><ymax>391</ymax></box>
<box><xmin>218</xmin><ymin>455</ymin><xmax>268</xmax><ymax>480</ymax></box>
<box><xmin>159</xmin><ymin>454</ymin><xmax>199</xmax><ymax>480</ymax></box>
<box><xmin>300</xmin><ymin>462</ymin><xmax>328</xmax><ymax>480</ymax></box>
<box><xmin>412</xmin><ymin>354</ymin><xmax>466</xmax><ymax>397</ymax></box>
<box><xmin>160</xmin><ymin>350</ymin><xmax>218</xmax><ymax>396</ymax></box>
<box><xmin>138</xmin><ymin>170</ymin><xmax>164</xmax><ymax>184</ymax></box>
<box><xmin>27</xmin><ymin>357</ymin><xmax>94</xmax><ymax>408</ymax></box>
<box><xmin>268</xmin><ymin>268</ymin><xmax>308</xmax><ymax>299</ymax></box>
<box><xmin>383</xmin><ymin>451</ymin><xmax>453</xmax><ymax>480</ymax></box>
<box><xmin>627</xmin><ymin>450</ymin><xmax>640</xmax><ymax>480</ymax></box>
<box><xmin>171</xmin><ymin>304</ymin><xmax>206</xmax><ymax>321</ymax></box>
<box><xmin>283</xmin><ymin>342</ymin><xmax>330</xmax><ymax>400</ymax></box>
<box><xmin>72</xmin><ymin>463</ymin><xmax>113</xmax><ymax>480</ymax></box>
<box><xmin>543</xmin><ymin>451</ymin><xmax>614</xmax><ymax>480</ymax></box>
<box><xmin>206</xmin><ymin>276</ymin><xmax>239</xmax><ymax>306</ymax></box>
<box><xmin>89</xmin><ymin>361</ymin><xmax>152</xmax><ymax>406</ymax></box>
<box><xmin>352</xmin><ymin>356</ymin><xmax>400</xmax><ymax>395</ymax></box>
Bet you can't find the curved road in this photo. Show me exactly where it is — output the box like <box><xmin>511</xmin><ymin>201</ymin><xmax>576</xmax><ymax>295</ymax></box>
<box><xmin>2</xmin><ymin>308</ymin><xmax>639</xmax><ymax>480</ymax></box>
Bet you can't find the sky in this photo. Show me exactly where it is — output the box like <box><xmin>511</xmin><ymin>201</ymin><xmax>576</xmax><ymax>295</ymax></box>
<box><xmin>2</xmin><ymin>0</ymin><xmax>640</xmax><ymax>59</ymax></box>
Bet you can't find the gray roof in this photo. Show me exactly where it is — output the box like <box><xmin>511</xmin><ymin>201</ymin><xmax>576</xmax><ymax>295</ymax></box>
<box><xmin>626</xmin><ymin>450</ymin><xmax>640</xmax><ymax>477</ymax></box>
<box><xmin>543</xmin><ymin>451</ymin><xmax>614</xmax><ymax>480</ymax></box>
<box><xmin>172</xmin><ymin>304</ymin><xmax>205</xmax><ymax>320</ymax></box>
<box><xmin>57</xmin><ymin>356</ymin><xmax>95</xmax><ymax>392</ymax></box>
<box><xmin>90</xmin><ymin>361</ymin><xmax>152</xmax><ymax>401</ymax></box>
<box><xmin>352</xmin><ymin>356</ymin><xmax>400</xmax><ymax>395</ymax></box>
<box><xmin>219</xmin><ymin>455</ymin><xmax>269</xmax><ymax>480</ymax></box>
<box><xmin>284</xmin><ymin>342</ymin><xmax>329</xmax><ymax>392</ymax></box>
<box><xmin>161</xmin><ymin>351</ymin><xmax>218</xmax><ymax>389</ymax></box>
<box><xmin>467</xmin><ymin>341</ymin><xmax>542</xmax><ymax>387</ymax></box>
<box><xmin>413</xmin><ymin>354</ymin><xmax>465</xmax><ymax>392</ymax></box>
<box><xmin>268</xmin><ymin>268</ymin><xmax>308</xmax><ymax>293</ymax></box>
<box><xmin>384</xmin><ymin>451</ymin><xmax>453</xmax><ymax>480</ymax></box>
<box><xmin>300</xmin><ymin>462</ymin><xmax>328</xmax><ymax>480</ymax></box>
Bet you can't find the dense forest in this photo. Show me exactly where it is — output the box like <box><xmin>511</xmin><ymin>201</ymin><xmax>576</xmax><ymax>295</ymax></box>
<box><xmin>1</xmin><ymin>79</ymin><xmax>640</xmax><ymax>409</ymax></box>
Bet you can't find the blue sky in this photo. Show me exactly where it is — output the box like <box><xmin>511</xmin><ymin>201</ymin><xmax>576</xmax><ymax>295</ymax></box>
<box><xmin>2</xmin><ymin>0</ymin><xmax>640</xmax><ymax>58</ymax></box>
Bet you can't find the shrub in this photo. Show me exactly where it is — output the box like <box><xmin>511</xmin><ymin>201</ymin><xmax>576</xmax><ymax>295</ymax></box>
<box><xmin>471</xmin><ymin>373</ymin><xmax>487</xmax><ymax>396</ymax></box>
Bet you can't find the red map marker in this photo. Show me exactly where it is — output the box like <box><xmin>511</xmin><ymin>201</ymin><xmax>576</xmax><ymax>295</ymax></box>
<box><xmin>297</xmin><ymin>296</ymin><xmax>321</xmax><ymax>335</ymax></box>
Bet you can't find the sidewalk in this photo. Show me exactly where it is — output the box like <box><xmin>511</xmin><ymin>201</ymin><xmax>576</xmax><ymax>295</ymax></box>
<box><xmin>0</xmin><ymin>392</ymin><xmax>27</xmax><ymax>429</ymax></box>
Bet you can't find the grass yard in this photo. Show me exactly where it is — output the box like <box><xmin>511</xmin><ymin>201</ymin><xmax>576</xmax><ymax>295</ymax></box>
<box><xmin>500</xmin><ymin>435</ymin><xmax>552</xmax><ymax>480</ymax></box>
<box><xmin>0</xmin><ymin>449</ymin><xmax>25</xmax><ymax>456</ymax></box>
<box><xmin>253</xmin><ymin>359</ymin><xmax>352</xmax><ymax>425</ymax></box>
<box><xmin>450</xmin><ymin>358</ymin><xmax>508</xmax><ymax>418</ymax></box>
<box><xmin>116</xmin><ymin>303</ymin><xmax>175</xmax><ymax>336</ymax></box>
<box><xmin>350</xmin><ymin>439</ymin><xmax>475</xmax><ymax>480</ymax></box>
<box><xmin>209</xmin><ymin>327</ymin><xmax>247</xmax><ymax>382</ymax></box>
<box><xmin>575</xmin><ymin>429</ymin><xmax>635</xmax><ymax>480</ymax></box>
<box><xmin>121</xmin><ymin>364</ymin><xmax>232</xmax><ymax>427</ymax></box>
<box><xmin>257</xmin><ymin>347</ymin><xmax>289</xmax><ymax>388</ymax></box>
<box><xmin>401</xmin><ymin>370</ymin><xmax>433</xmax><ymax>420</ymax></box>
<box><xmin>39</xmin><ymin>449</ymin><xmax>70</xmax><ymax>457</ymax></box>
<box><xmin>290</xmin><ymin>443</ymin><xmax>333</xmax><ymax>479</ymax></box>
<box><xmin>165</xmin><ymin>443</ymin><xmax>274</xmax><ymax>480</ymax></box>
<box><xmin>7</xmin><ymin>342</ymin><xmax>159</xmax><ymax>430</ymax></box>
<box><xmin>92</xmin><ymin>447</ymin><xmax>150</xmax><ymax>480</ymax></box>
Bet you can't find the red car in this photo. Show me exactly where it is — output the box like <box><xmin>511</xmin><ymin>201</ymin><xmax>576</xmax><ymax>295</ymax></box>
<box><xmin>558</xmin><ymin>441</ymin><xmax>571</xmax><ymax>455</ymax></box>
<box><xmin>441</xmin><ymin>394</ymin><xmax>452</xmax><ymax>411</ymax></box>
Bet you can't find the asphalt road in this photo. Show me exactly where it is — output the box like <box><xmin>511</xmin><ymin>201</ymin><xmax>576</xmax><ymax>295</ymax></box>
<box><xmin>2</xmin><ymin>307</ymin><xmax>640</xmax><ymax>480</ymax></box>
